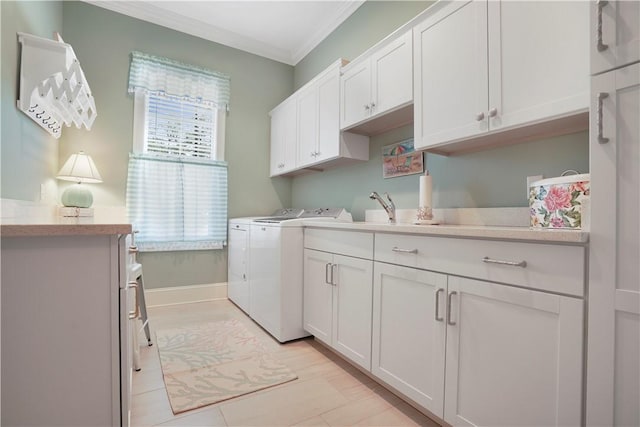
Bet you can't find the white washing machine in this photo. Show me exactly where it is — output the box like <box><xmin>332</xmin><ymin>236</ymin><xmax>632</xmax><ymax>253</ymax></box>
<box><xmin>228</xmin><ymin>208</ymin><xmax>351</xmax><ymax>342</ymax></box>
<box><xmin>227</xmin><ymin>209</ymin><xmax>302</xmax><ymax>315</ymax></box>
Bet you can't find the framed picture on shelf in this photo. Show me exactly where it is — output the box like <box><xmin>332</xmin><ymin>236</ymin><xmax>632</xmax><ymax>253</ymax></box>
<box><xmin>382</xmin><ymin>138</ymin><xmax>424</xmax><ymax>179</ymax></box>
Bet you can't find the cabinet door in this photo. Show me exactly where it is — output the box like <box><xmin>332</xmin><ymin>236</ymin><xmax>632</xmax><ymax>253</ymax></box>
<box><xmin>591</xmin><ymin>0</ymin><xmax>640</xmax><ymax>75</ymax></box>
<box><xmin>587</xmin><ymin>63</ymin><xmax>640</xmax><ymax>426</ymax></box>
<box><xmin>340</xmin><ymin>60</ymin><xmax>371</xmax><ymax>129</ymax></box>
<box><xmin>414</xmin><ymin>0</ymin><xmax>488</xmax><ymax>150</ymax></box>
<box><xmin>332</xmin><ymin>254</ymin><xmax>373</xmax><ymax>370</ymax></box>
<box><xmin>269</xmin><ymin>99</ymin><xmax>297</xmax><ymax>176</ymax></box>
<box><xmin>488</xmin><ymin>1</ymin><xmax>589</xmax><ymax>132</ymax></box>
<box><xmin>444</xmin><ymin>276</ymin><xmax>583</xmax><ymax>427</ymax></box>
<box><xmin>296</xmin><ymin>85</ymin><xmax>318</xmax><ymax>167</ymax></box>
<box><xmin>316</xmin><ymin>69</ymin><xmax>340</xmax><ymax>162</ymax></box>
<box><xmin>372</xmin><ymin>262</ymin><xmax>447</xmax><ymax>416</ymax></box>
<box><xmin>303</xmin><ymin>249</ymin><xmax>333</xmax><ymax>345</ymax></box>
<box><xmin>228</xmin><ymin>226</ymin><xmax>250</xmax><ymax>313</ymax></box>
<box><xmin>371</xmin><ymin>30</ymin><xmax>413</xmax><ymax>118</ymax></box>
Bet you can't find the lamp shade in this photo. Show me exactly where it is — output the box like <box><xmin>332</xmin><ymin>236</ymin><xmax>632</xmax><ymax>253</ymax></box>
<box><xmin>57</xmin><ymin>151</ymin><xmax>102</xmax><ymax>183</ymax></box>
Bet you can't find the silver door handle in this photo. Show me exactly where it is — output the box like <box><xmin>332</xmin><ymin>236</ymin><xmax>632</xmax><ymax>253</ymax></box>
<box><xmin>597</xmin><ymin>92</ymin><xmax>610</xmax><ymax>144</ymax></box>
<box><xmin>435</xmin><ymin>288</ymin><xmax>444</xmax><ymax>322</ymax></box>
<box><xmin>475</xmin><ymin>112</ymin><xmax>485</xmax><ymax>121</ymax></box>
<box><xmin>596</xmin><ymin>0</ymin><xmax>609</xmax><ymax>52</ymax></box>
<box><xmin>447</xmin><ymin>291</ymin><xmax>457</xmax><ymax>326</ymax></box>
<box><xmin>325</xmin><ymin>263</ymin><xmax>331</xmax><ymax>284</ymax></box>
<box><xmin>488</xmin><ymin>107</ymin><xmax>498</xmax><ymax>118</ymax></box>
<box><xmin>331</xmin><ymin>263</ymin><xmax>337</xmax><ymax>286</ymax></box>
<box><xmin>482</xmin><ymin>256</ymin><xmax>527</xmax><ymax>268</ymax></box>
<box><xmin>392</xmin><ymin>247</ymin><xmax>418</xmax><ymax>254</ymax></box>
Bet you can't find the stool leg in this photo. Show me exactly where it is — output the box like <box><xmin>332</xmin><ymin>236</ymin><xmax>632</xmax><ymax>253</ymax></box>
<box><xmin>137</xmin><ymin>274</ymin><xmax>152</xmax><ymax>346</ymax></box>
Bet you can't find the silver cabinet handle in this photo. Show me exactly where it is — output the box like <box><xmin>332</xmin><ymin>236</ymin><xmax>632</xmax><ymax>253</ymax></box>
<box><xmin>392</xmin><ymin>247</ymin><xmax>418</xmax><ymax>254</ymax></box>
<box><xmin>128</xmin><ymin>281</ymin><xmax>139</xmax><ymax>319</ymax></box>
<box><xmin>331</xmin><ymin>263</ymin><xmax>337</xmax><ymax>286</ymax></box>
<box><xmin>597</xmin><ymin>92</ymin><xmax>610</xmax><ymax>144</ymax></box>
<box><xmin>482</xmin><ymin>256</ymin><xmax>527</xmax><ymax>268</ymax></box>
<box><xmin>435</xmin><ymin>288</ymin><xmax>444</xmax><ymax>322</ymax></box>
<box><xmin>488</xmin><ymin>107</ymin><xmax>498</xmax><ymax>118</ymax></box>
<box><xmin>447</xmin><ymin>291</ymin><xmax>457</xmax><ymax>326</ymax></box>
<box><xmin>325</xmin><ymin>263</ymin><xmax>331</xmax><ymax>285</ymax></box>
<box><xmin>128</xmin><ymin>245</ymin><xmax>139</xmax><ymax>254</ymax></box>
<box><xmin>596</xmin><ymin>0</ymin><xmax>609</xmax><ymax>52</ymax></box>
<box><xmin>475</xmin><ymin>112</ymin><xmax>485</xmax><ymax>121</ymax></box>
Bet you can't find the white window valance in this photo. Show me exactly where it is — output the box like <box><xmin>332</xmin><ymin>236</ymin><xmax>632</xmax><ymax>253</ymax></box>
<box><xmin>128</xmin><ymin>51</ymin><xmax>230</xmax><ymax>110</ymax></box>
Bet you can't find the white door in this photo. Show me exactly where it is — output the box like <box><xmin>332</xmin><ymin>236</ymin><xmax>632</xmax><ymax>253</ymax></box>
<box><xmin>372</xmin><ymin>262</ymin><xmax>447</xmax><ymax>416</ymax></box>
<box><xmin>587</xmin><ymin>62</ymin><xmax>640</xmax><ymax>426</ymax></box>
<box><xmin>444</xmin><ymin>276</ymin><xmax>583</xmax><ymax>427</ymax></box>
<box><xmin>488</xmin><ymin>0</ymin><xmax>589</xmax><ymax>132</ymax></box>
<box><xmin>303</xmin><ymin>249</ymin><xmax>333</xmax><ymax>345</ymax></box>
<box><xmin>371</xmin><ymin>30</ymin><xmax>413</xmax><ymax>117</ymax></box>
<box><xmin>340</xmin><ymin>60</ymin><xmax>371</xmax><ymax>129</ymax></box>
<box><xmin>228</xmin><ymin>225</ymin><xmax>249</xmax><ymax>313</ymax></box>
<box><xmin>332</xmin><ymin>254</ymin><xmax>373</xmax><ymax>371</ymax></box>
<box><xmin>296</xmin><ymin>85</ymin><xmax>318</xmax><ymax>167</ymax></box>
<box><xmin>316</xmin><ymin>69</ymin><xmax>340</xmax><ymax>162</ymax></box>
<box><xmin>591</xmin><ymin>0</ymin><xmax>640</xmax><ymax>75</ymax></box>
<box><xmin>414</xmin><ymin>0</ymin><xmax>489</xmax><ymax>150</ymax></box>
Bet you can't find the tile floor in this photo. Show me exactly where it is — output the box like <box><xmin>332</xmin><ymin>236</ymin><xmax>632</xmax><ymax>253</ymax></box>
<box><xmin>131</xmin><ymin>299</ymin><xmax>441</xmax><ymax>427</ymax></box>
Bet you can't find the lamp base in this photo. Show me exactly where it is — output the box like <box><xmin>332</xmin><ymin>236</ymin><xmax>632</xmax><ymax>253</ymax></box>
<box><xmin>61</xmin><ymin>183</ymin><xmax>93</xmax><ymax>208</ymax></box>
<box><xmin>58</xmin><ymin>207</ymin><xmax>94</xmax><ymax>217</ymax></box>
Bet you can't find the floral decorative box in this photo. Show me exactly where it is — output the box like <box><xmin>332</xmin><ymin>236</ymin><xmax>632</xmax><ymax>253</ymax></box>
<box><xmin>529</xmin><ymin>173</ymin><xmax>590</xmax><ymax>230</ymax></box>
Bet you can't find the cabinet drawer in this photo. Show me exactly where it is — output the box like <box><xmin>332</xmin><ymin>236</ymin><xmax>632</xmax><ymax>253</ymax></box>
<box><xmin>375</xmin><ymin>233</ymin><xmax>585</xmax><ymax>296</ymax></box>
<box><xmin>305</xmin><ymin>228</ymin><xmax>373</xmax><ymax>259</ymax></box>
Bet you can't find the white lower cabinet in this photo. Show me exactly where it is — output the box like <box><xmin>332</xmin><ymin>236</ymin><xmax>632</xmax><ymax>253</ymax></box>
<box><xmin>372</xmin><ymin>258</ymin><xmax>583</xmax><ymax>426</ymax></box>
<box><xmin>372</xmin><ymin>263</ymin><xmax>447</xmax><ymax>415</ymax></box>
<box><xmin>303</xmin><ymin>248</ymin><xmax>373</xmax><ymax>370</ymax></box>
<box><xmin>444</xmin><ymin>276</ymin><xmax>583</xmax><ymax>427</ymax></box>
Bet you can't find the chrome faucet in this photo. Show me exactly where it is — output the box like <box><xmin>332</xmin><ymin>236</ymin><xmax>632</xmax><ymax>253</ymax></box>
<box><xmin>369</xmin><ymin>191</ymin><xmax>396</xmax><ymax>224</ymax></box>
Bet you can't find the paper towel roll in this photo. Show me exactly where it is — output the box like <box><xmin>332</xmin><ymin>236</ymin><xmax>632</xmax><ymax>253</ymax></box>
<box><xmin>419</xmin><ymin>174</ymin><xmax>432</xmax><ymax>208</ymax></box>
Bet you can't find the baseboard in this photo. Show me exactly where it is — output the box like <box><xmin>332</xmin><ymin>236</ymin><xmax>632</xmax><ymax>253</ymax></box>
<box><xmin>145</xmin><ymin>282</ymin><xmax>227</xmax><ymax>307</ymax></box>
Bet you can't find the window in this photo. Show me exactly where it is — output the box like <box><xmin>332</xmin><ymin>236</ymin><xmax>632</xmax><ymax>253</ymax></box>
<box><xmin>126</xmin><ymin>52</ymin><xmax>230</xmax><ymax>252</ymax></box>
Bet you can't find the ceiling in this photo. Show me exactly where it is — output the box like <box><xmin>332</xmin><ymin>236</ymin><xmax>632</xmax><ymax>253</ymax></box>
<box><xmin>86</xmin><ymin>1</ymin><xmax>366</xmax><ymax>65</ymax></box>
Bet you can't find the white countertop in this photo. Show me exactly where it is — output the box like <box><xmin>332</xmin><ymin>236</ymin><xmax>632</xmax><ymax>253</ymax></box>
<box><xmin>303</xmin><ymin>221</ymin><xmax>589</xmax><ymax>244</ymax></box>
<box><xmin>1</xmin><ymin>203</ymin><xmax>132</xmax><ymax>237</ymax></box>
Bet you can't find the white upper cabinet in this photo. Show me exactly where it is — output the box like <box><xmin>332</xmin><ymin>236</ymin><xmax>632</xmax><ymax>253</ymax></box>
<box><xmin>269</xmin><ymin>97</ymin><xmax>297</xmax><ymax>177</ymax></box>
<box><xmin>414</xmin><ymin>0</ymin><xmax>589</xmax><ymax>153</ymax></box>
<box><xmin>591</xmin><ymin>0</ymin><xmax>640</xmax><ymax>75</ymax></box>
<box><xmin>340</xmin><ymin>30</ymin><xmax>413</xmax><ymax>134</ymax></box>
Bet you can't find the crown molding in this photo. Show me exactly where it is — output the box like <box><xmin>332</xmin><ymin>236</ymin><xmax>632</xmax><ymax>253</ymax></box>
<box><xmin>84</xmin><ymin>1</ymin><xmax>364</xmax><ymax>66</ymax></box>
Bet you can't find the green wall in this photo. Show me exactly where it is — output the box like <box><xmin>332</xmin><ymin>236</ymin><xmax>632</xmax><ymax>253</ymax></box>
<box><xmin>291</xmin><ymin>1</ymin><xmax>589</xmax><ymax>221</ymax></box>
<box><xmin>294</xmin><ymin>1</ymin><xmax>433</xmax><ymax>89</ymax></box>
<box><xmin>1</xmin><ymin>1</ymin><xmax>63</xmax><ymax>202</ymax></box>
<box><xmin>58</xmin><ymin>2</ymin><xmax>294</xmax><ymax>288</ymax></box>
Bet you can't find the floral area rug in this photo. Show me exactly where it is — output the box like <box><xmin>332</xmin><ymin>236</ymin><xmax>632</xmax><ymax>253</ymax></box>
<box><xmin>156</xmin><ymin>319</ymin><xmax>297</xmax><ymax>414</ymax></box>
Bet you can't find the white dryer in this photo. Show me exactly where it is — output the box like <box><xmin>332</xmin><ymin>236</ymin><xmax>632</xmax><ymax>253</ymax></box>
<box><xmin>229</xmin><ymin>208</ymin><xmax>351</xmax><ymax>342</ymax></box>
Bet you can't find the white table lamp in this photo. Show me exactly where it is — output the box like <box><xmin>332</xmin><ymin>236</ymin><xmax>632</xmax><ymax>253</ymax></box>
<box><xmin>57</xmin><ymin>151</ymin><xmax>102</xmax><ymax>208</ymax></box>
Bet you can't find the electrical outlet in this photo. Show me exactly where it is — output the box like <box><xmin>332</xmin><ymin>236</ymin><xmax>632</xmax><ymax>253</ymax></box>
<box><xmin>526</xmin><ymin>175</ymin><xmax>543</xmax><ymax>200</ymax></box>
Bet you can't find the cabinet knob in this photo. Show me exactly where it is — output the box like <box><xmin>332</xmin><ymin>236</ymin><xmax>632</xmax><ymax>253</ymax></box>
<box><xmin>488</xmin><ymin>107</ymin><xmax>498</xmax><ymax>118</ymax></box>
<box><xmin>364</xmin><ymin>104</ymin><xmax>370</xmax><ymax>110</ymax></box>
<box><xmin>475</xmin><ymin>112</ymin><xmax>485</xmax><ymax>121</ymax></box>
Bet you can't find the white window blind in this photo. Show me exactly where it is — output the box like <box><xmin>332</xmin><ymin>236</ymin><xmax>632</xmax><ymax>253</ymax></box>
<box><xmin>126</xmin><ymin>51</ymin><xmax>229</xmax><ymax>252</ymax></box>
